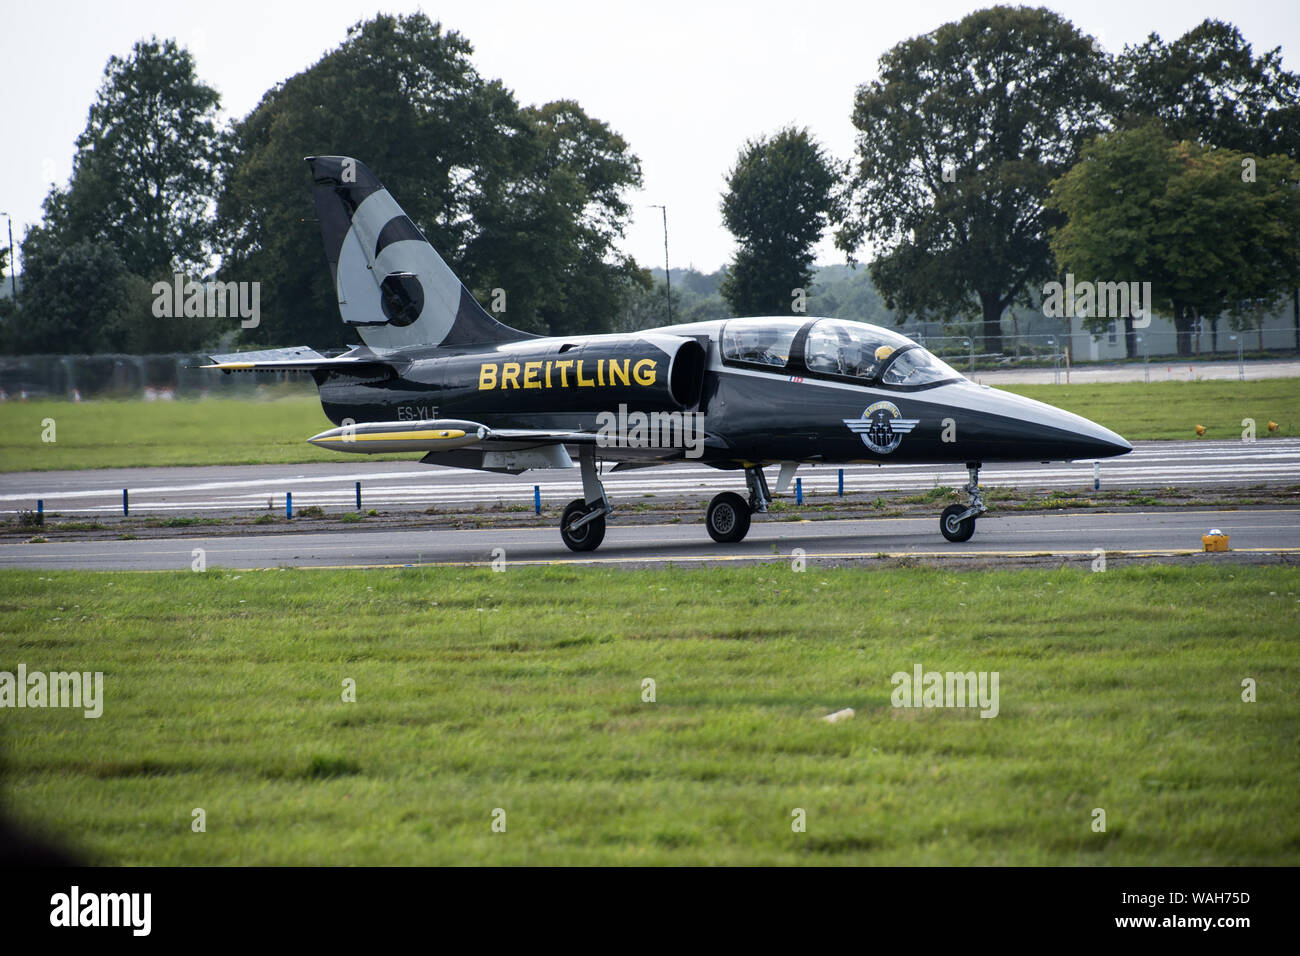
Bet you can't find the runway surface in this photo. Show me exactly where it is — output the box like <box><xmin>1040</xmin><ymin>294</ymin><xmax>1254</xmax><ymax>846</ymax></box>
<box><xmin>4</xmin><ymin>438</ymin><xmax>1300</xmax><ymax>518</ymax></box>
<box><xmin>3</xmin><ymin>509</ymin><xmax>1297</xmax><ymax>571</ymax></box>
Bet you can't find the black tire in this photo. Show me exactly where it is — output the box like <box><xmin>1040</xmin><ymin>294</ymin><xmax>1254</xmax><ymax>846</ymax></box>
<box><xmin>560</xmin><ymin>498</ymin><xmax>606</xmax><ymax>552</ymax></box>
<box><xmin>940</xmin><ymin>504</ymin><xmax>976</xmax><ymax>543</ymax></box>
<box><xmin>706</xmin><ymin>492</ymin><xmax>752</xmax><ymax>543</ymax></box>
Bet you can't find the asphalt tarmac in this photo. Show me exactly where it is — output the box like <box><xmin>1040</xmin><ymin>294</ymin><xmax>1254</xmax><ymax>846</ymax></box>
<box><xmin>4</xmin><ymin>439</ymin><xmax>1299</xmax><ymax>518</ymax></box>
<box><xmin>3</xmin><ymin>508</ymin><xmax>1296</xmax><ymax>571</ymax></box>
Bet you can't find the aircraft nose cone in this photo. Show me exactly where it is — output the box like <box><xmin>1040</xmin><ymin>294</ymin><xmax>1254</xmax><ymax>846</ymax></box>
<box><xmin>1025</xmin><ymin>398</ymin><xmax>1132</xmax><ymax>460</ymax></box>
<box><xmin>944</xmin><ymin>383</ymin><xmax>1134</xmax><ymax>461</ymax></box>
<box><xmin>1074</xmin><ymin>425</ymin><xmax>1132</xmax><ymax>459</ymax></box>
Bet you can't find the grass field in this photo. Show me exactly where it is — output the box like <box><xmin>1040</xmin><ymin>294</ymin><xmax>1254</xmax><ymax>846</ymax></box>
<box><xmin>2</xmin><ymin>564</ymin><xmax>1296</xmax><ymax>865</ymax></box>
<box><xmin>998</xmin><ymin>379</ymin><xmax>1298</xmax><ymax>442</ymax></box>
<box><xmin>0</xmin><ymin>378</ymin><xmax>1296</xmax><ymax>472</ymax></box>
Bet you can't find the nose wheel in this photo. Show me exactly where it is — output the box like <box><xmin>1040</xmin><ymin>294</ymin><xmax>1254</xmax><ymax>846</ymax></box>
<box><xmin>940</xmin><ymin>504</ymin><xmax>976</xmax><ymax>542</ymax></box>
<box><xmin>940</xmin><ymin>462</ymin><xmax>986</xmax><ymax>543</ymax></box>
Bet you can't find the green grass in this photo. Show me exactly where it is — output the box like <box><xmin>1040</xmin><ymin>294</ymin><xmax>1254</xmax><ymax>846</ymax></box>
<box><xmin>0</xmin><ymin>395</ymin><xmax>404</xmax><ymax>471</ymax></box>
<box><xmin>2</xmin><ymin>379</ymin><xmax>1295</xmax><ymax>471</ymax></box>
<box><xmin>1001</xmin><ymin>379</ymin><xmax>1298</xmax><ymax>442</ymax></box>
<box><xmin>1</xmin><ymin>564</ymin><xmax>1296</xmax><ymax>865</ymax></box>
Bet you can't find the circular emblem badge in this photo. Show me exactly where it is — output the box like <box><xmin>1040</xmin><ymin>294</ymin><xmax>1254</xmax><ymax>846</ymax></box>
<box><xmin>842</xmin><ymin>401</ymin><xmax>919</xmax><ymax>455</ymax></box>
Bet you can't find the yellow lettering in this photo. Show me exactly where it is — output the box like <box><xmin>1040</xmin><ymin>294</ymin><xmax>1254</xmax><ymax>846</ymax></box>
<box><xmin>633</xmin><ymin>359</ymin><xmax>657</xmax><ymax>386</ymax></box>
<box><xmin>523</xmin><ymin>361</ymin><xmax>542</xmax><ymax>389</ymax></box>
<box><xmin>556</xmin><ymin>359</ymin><xmax>574</xmax><ymax>387</ymax></box>
<box><xmin>479</xmin><ymin>363</ymin><xmax>498</xmax><ymax>390</ymax></box>
<box><xmin>597</xmin><ymin>359</ymin><xmax>605</xmax><ymax>387</ymax></box>
<box><xmin>501</xmin><ymin>362</ymin><xmax>521</xmax><ymax>389</ymax></box>
<box><xmin>608</xmin><ymin>359</ymin><xmax>630</xmax><ymax>387</ymax></box>
<box><xmin>577</xmin><ymin>359</ymin><xmax>596</xmax><ymax>387</ymax></box>
<box><xmin>545</xmin><ymin>360</ymin><xmax>553</xmax><ymax>388</ymax></box>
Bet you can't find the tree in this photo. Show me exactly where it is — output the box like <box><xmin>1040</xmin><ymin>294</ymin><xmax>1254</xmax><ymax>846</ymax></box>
<box><xmin>836</xmin><ymin>5</ymin><xmax>1112</xmax><ymax>352</ymax></box>
<box><xmin>1117</xmin><ymin>20</ymin><xmax>1300</xmax><ymax>158</ymax></box>
<box><xmin>218</xmin><ymin>13</ymin><xmax>643</xmax><ymax>347</ymax></box>
<box><xmin>462</xmin><ymin>99</ymin><xmax>647</xmax><ymax>336</ymax></box>
<box><xmin>1048</xmin><ymin>124</ymin><xmax>1300</xmax><ymax>355</ymax></box>
<box><xmin>612</xmin><ymin>272</ymin><xmax>682</xmax><ymax>332</ymax></box>
<box><xmin>6</xmin><ymin>228</ymin><xmax>143</xmax><ymax>353</ymax></box>
<box><xmin>52</xmin><ymin>37</ymin><xmax>225</xmax><ymax>278</ymax></box>
<box><xmin>12</xmin><ymin>38</ymin><xmax>225</xmax><ymax>354</ymax></box>
<box><xmin>719</xmin><ymin>126</ymin><xmax>841</xmax><ymax>316</ymax></box>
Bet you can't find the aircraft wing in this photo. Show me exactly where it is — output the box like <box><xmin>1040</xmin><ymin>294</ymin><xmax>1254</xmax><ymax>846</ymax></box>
<box><xmin>306</xmin><ymin>418</ymin><xmax>721</xmax><ymax>474</ymax></box>
<box><xmin>305</xmin><ymin>419</ymin><xmax>595</xmax><ymax>454</ymax></box>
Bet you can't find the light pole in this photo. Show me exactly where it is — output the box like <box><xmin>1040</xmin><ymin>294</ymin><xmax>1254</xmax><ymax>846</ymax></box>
<box><xmin>0</xmin><ymin>212</ymin><xmax>14</xmax><ymax>298</ymax></box>
<box><xmin>648</xmin><ymin>204</ymin><xmax>670</xmax><ymax>323</ymax></box>
<box><xmin>1229</xmin><ymin>333</ymin><xmax>1243</xmax><ymax>381</ymax></box>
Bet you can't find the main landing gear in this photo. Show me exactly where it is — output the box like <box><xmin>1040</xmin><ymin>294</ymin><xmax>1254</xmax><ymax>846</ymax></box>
<box><xmin>940</xmin><ymin>461</ymin><xmax>986</xmax><ymax>543</ymax></box>
<box><xmin>561</xmin><ymin>455</ymin><xmax>773</xmax><ymax>551</ymax></box>
<box><xmin>559</xmin><ymin>458</ymin><xmax>989</xmax><ymax>551</ymax></box>
<box><xmin>705</xmin><ymin>465</ymin><xmax>768</xmax><ymax>544</ymax></box>
<box><xmin>560</xmin><ymin>447</ymin><xmax>610</xmax><ymax>552</ymax></box>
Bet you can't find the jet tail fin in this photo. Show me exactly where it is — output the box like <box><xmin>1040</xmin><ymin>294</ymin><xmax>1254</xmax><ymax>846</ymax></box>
<box><xmin>305</xmin><ymin>156</ymin><xmax>532</xmax><ymax>350</ymax></box>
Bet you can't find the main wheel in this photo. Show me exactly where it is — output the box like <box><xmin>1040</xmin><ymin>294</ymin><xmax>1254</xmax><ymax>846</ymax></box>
<box><xmin>940</xmin><ymin>504</ymin><xmax>976</xmax><ymax>542</ymax></box>
<box><xmin>560</xmin><ymin>498</ymin><xmax>606</xmax><ymax>552</ymax></box>
<box><xmin>706</xmin><ymin>492</ymin><xmax>752</xmax><ymax>543</ymax></box>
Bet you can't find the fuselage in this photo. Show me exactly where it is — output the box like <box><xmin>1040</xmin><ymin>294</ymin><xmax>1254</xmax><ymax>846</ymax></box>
<box><xmin>314</xmin><ymin>316</ymin><xmax>1131</xmax><ymax>467</ymax></box>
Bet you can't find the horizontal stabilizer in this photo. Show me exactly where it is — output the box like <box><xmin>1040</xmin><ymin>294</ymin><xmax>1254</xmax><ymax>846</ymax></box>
<box><xmin>203</xmin><ymin>345</ymin><xmax>403</xmax><ymax>374</ymax></box>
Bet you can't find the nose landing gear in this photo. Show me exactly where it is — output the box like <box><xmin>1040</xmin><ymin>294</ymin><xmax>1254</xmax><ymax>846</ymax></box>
<box><xmin>940</xmin><ymin>461</ymin><xmax>986</xmax><ymax>543</ymax></box>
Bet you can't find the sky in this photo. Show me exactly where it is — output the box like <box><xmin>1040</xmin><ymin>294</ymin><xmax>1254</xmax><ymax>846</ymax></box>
<box><xmin>2</xmin><ymin>0</ymin><xmax>1298</xmax><ymax>276</ymax></box>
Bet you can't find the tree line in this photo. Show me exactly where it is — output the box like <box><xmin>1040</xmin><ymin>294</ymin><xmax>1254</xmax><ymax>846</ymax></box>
<box><xmin>1</xmin><ymin>8</ymin><xmax>1297</xmax><ymax>357</ymax></box>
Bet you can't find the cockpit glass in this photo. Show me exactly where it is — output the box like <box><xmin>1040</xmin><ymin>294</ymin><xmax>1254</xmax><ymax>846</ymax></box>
<box><xmin>720</xmin><ymin>319</ymin><xmax>803</xmax><ymax>369</ymax></box>
<box><xmin>803</xmin><ymin>319</ymin><xmax>915</xmax><ymax>381</ymax></box>
<box><xmin>880</xmin><ymin>346</ymin><xmax>962</xmax><ymax>386</ymax></box>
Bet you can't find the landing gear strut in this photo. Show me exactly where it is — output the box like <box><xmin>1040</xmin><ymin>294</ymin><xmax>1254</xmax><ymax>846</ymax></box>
<box><xmin>940</xmin><ymin>461</ymin><xmax>986</xmax><ymax>543</ymax></box>
<box><xmin>560</xmin><ymin>447</ymin><xmax>610</xmax><ymax>552</ymax></box>
<box><xmin>705</xmin><ymin>465</ymin><xmax>767</xmax><ymax>544</ymax></box>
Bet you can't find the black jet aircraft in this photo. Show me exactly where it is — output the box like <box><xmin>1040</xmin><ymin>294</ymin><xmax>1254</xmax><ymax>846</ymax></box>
<box><xmin>206</xmin><ymin>156</ymin><xmax>1132</xmax><ymax>551</ymax></box>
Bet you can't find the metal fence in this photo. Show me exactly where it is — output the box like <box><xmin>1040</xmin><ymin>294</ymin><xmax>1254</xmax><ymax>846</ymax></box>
<box><xmin>2</xmin><ymin>326</ymin><xmax>1297</xmax><ymax>401</ymax></box>
<box><xmin>916</xmin><ymin>327</ymin><xmax>1300</xmax><ymax>373</ymax></box>
<box><xmin>0</xmin><ymin>353</ymin><xmax>316</xmax><ymax>401</ymax></box>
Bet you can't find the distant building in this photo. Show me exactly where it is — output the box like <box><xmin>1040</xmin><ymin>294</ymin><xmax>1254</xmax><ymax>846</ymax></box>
<box><xmin>1066</xmin><ymin>302</ymin><xmax>1299</xmax><ymax>361</ymax></box>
